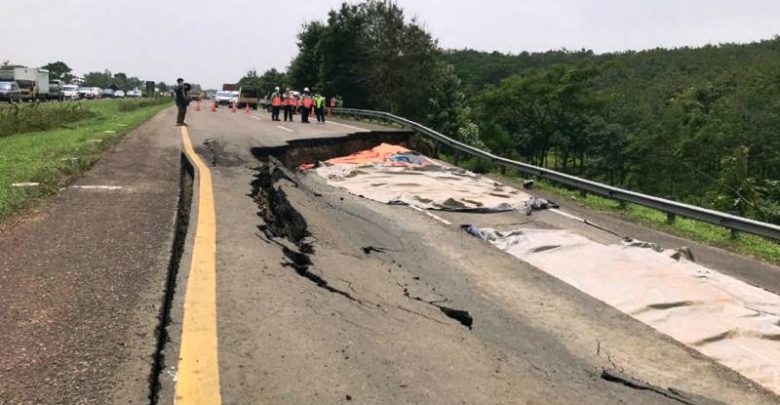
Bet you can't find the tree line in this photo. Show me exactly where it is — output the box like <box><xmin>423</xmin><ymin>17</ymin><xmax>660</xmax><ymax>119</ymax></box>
<box><xmin>245</xmin><ymin>1</ymin><xmax>779</xmax><ymax>223</ymax></box>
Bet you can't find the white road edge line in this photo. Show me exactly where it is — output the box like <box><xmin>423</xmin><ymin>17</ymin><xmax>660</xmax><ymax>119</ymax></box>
<box><xmin>549</xmin><ymin>208</ymin><xmax>582</xmax><ymax>222</ymax></box>
<box><xmin>250</xmin><ymin>115</ymin><xmax>261</xmax><ymax>121</ymax></box>
<box><xmin>326</xmin><ymin>121</ymin><xmax>369</xmax><ymax>132</ymax></box>
<box><xmin>276</xmin><ymin>125</ymin><xmax>293</xmax><ymax>133</ymax></box>
<box><xmin>410</xmin><ymin>205</ymin><xmax>452</xmax><ymax>226</ymax></box>
<box><xmin>70</xmin><ymin>185</ymin><xmax>123</xmax><ymax>190</ymax></box>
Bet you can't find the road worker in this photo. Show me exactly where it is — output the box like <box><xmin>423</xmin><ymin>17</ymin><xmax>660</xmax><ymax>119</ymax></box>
<box><xmin>300</xmin><ymin>88</ymin><xmax>313</xmax><ymax>123</ymax></box>
<box><xmin>270</xmin><ymin>86</ymin><xmax>282</xmax><ymax>121</ymax></box>
<box><xmin>314</xmin><ymin>92</ymin><xmax>326</xmax><ymax>123</ymax></box>
<box><xmin>284</xmin><ymin>88</ymin><xmax>295</xmax><ymax>122</ymax></box>
<box><xmin>329</xmin><ymin>96</ymin><xmax>337</xmax><ymax>114</ymax></box>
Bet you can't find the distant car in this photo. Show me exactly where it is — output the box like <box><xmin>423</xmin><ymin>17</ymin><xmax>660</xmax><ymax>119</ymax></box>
<box><xmin>78</xmin><ymin>87</ymin><xmax>101</xmax><ymax>99</ymax></box>
<box><xmin>62</xmin><ymin>84</ymin><xmax>80</xmax><ymax>100</ymax></box>
<box><xmin>215</xmin><ymin>90</ymin><xmax>233</xmax><ymax>105</ymax></box>
<box><xmin>0</xmin><ymin>81</ymin><xmax>21</xmax><ymax>103</ymax></box>
<box><xmin>48</xmin><ymin>80</ymin><xmax>65</xmax><ymax>101</ymax></box>
<box><xmin>101</xmin><ymin>89</ymin><xmax>114</xmax><ymax>98</ymax></box>
<box><xmin>126</xmin><ymin>89</ymin><xmax>142</xmax><ymax>98</ymax></box>
<box><xmin>113</xmin><ymin>90</ymin><xmax>125</xmax><ymax>98</ymax></box>
<box><xmin>230</xmin><ymin>90</ymin><xmax>239</xmax><ymax>105</ymax></box>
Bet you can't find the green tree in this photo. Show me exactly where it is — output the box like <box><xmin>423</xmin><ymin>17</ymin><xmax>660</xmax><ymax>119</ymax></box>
<box><xmin>289</xmin><ymin>22</ymin><xmax>325</xmax><ymax>90</ymax></box>
<box><xmin>83</xmin><ymin>70</ymin><xmax>113</xmax><ymax>88</ymax></box>
<box><xmin>238</xmin><ymin>68</ymin><xmax>288</xmax><ymax>95</ymax></box>
<box><xmin>42</xmin><ymin>61</ymin><xmax>73</xmax><ymax>82</ymax></box>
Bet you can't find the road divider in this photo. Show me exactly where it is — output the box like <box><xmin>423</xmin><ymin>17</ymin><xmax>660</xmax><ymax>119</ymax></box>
<box><xmin>176</xmin><ymin>127</ymin><xmax>222</xmax><ymax>405</ymax></box>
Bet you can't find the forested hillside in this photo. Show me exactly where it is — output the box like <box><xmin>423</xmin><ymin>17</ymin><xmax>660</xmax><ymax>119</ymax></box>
<box><xmin>445</xmin><ymin>40</ymin><xmax>780</xmax><ymax>222</ymax></box>
<box><xmin>241</xmin><ymin>0</ymin><xmax>780</xmax><ymax>224</ymax></box>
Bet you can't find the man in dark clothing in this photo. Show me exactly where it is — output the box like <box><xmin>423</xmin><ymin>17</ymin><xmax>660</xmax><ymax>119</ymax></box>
<box><xmin>174</xmin><ymin>78</ymin><xmax>190</xmax><ymax>126</ymax></box>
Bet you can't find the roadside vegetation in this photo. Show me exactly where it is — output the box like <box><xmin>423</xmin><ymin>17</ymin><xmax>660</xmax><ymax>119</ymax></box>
<box><xmin>0</xmin><ymin>103</ymin><xmax>96</xmax><ymax>137</ymax></box>
<box><xmin>0</xmin><ymin>98</ymin><xmax>171</xmax><ymax>221</ymax></box>
<box><xmin>244</xmin><ymin>0</ymin><xmax>780</xmax><ymax>230</ymax></box>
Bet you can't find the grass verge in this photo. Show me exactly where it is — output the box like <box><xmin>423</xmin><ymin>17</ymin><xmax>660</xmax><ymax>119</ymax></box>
<box><xmin>0</xmin><ymin>99</ymin><xmax>171</xmax><ymax>221</ymax></box>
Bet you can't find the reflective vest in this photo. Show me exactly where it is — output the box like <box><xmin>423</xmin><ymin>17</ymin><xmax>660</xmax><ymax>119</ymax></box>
<box><xmin>286</xmin><ymin>96</ymin><xmax>296</xmax><ymax>106</ymax></box>
<box><xmin>314</xmin><ymin>96</ymin><xmax>325</xmax><ymax>109</ymax></box>
<box><xmin>271</xmin><ymin>93</ymin><xmax>282</xmax><ymax>107</ymax></box>
<box><xmin>302</xmin><ymin>96</ymin><xmax>313</xmax><ymax>108</ymax></box>
<box><xmin>330</xmin><ymin>98</ymin><xmax>337</xmax><ymax>107</ymax></box>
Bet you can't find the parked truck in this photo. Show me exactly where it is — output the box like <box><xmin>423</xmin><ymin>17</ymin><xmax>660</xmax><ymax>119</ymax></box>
<box><xmin>0</xmin><ymin>67</ymin><xmax>50</xmax><ymax>101</ymax></box>
<box><xmin>237</xmin><ymin>86</ymin><xmax>260</xmax><ymax>110</ymax></box>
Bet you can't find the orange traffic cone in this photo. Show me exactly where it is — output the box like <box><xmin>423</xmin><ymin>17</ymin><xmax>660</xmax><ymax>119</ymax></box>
<box><xmin>245</xmin><ymin>103</ymin><xmax>250</xmax><ymax>113</ymax></box>
<box><xmin>231</xmin><ymin>102</ymin><xmax>237</xmax><ymax>113</ymax></box>
<box><xmin>211</xmin><ymin>101</ymin><xmax>217</xmax><ymax>112</ymax></box>
<box><xmin>195</xmin><ymin>100</ymin><xmax>201</xmax><ymax>111</ymax></box>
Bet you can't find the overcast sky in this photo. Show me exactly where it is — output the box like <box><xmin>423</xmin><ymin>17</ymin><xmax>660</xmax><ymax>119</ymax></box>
<box><xmin>3</xmin><ymin>1</ymin><xmax>779</xmax><ymax>88</ymax></box>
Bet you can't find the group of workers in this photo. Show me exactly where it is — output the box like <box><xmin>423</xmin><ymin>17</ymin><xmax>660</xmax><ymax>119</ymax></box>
<box><xmin>269</xmin><ymin>86</ymin><xmax>340</xmax><ymax>124</ymax></box>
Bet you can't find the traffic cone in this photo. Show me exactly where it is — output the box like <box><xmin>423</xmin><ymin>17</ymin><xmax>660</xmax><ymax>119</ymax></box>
<box><xmin>231</xmin><ymin>102</ymin><xmax>237</xmax><ymax>113</ymax></box>
<box><xmin>211</xmin><ymin>101</ymin><xmax>217</xmax><ymax>112</ymax></box>
<box><xmin>245</xmin><ymin>103</ymin><xmax>250</xmax><ymax>113</ymax></box>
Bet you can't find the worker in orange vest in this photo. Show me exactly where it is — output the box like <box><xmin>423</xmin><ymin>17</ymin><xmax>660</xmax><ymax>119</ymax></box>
<box><xmin>283</xmin><ymin>89</ymin><xmax>296</xmax><ymax>122</ymax></box>
<box><xmin>300</xmin><ymin>88</ymin><xmax>313</xmax><ymax>124</ymax></box>
<box><xmin>270</xmin><ymin>86</ymin><xmax>282</xmax><ymax>121</ymax></box>
<box><xmin>329</xmin><ymin>97</ymin><xmax>337</xmax><ymax>114</ymax></box>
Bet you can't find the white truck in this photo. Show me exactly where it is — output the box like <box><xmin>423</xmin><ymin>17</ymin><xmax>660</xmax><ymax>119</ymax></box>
<box><xmin>0</xmin><ymin>67</ymin><xmax>50</xmax><ymax>101</ymax></box>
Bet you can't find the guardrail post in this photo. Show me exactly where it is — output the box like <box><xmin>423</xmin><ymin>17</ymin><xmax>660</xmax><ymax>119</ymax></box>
<box><xmin>730</xmin><ymin>229</ymin><xmax>740</xmax><ymax>240</ymax></box>
<box><xmin>500</xmin><ymin>165</ymin><xmax>507</xmax><ymax>176</ymax></box>
<box><xmin>619</xmin><ymin>200</ymin><xmax>627</xmax><ymax>209</ymax></box>
<box><xmin>666</xmin><ymin>212</ymin><xmax>676</xmax><ymax>224</ymax></box>
<box><xmin>453</xmin><ymin>150</ymin><xmax>461</xmax><ymax>166</ymax></box>
<box><xmin>579</xmin><ymin>189</ymin><xmax>587</xmax><ymax>198</ymax></box>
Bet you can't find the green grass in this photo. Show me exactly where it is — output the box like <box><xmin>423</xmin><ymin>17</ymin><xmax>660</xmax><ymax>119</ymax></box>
<box><xmin>435</xmin><ymin>153</ymin><xmax>780</xmax><ymax>265</ymax></box>
<box><xmin>0</xmin><ymin>99</ymin><xmax>171</xmax><ymax>221</ymax></box>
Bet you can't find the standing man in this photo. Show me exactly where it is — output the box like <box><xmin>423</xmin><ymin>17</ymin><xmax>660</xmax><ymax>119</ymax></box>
<box><xmin>174</xmin><ymin>78</ymin><xmax>190</xmax><ymax>126</ymax></box>
<box><xmin>270</xmin><ymin>86</ymin><xmax>282</xmax><ymax>121</ymax></box>
<box><xmin>283</xmin><ymin>88</ymin><xmax>295</xmax><ymax>122</ymax></box>
<box><xmin>314</xmin><ymin>92</ymin><xmax>326</xmax><ymax>123</ymax></box>
<box><xmin>300</xmin><ymin>88</ymin><xmax>313</xmax><ymax>124</ymax></box>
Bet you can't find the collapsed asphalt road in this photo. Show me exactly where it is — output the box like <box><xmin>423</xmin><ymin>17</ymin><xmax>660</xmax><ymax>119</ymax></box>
<box><xmin>159</xmin><ymin>107</ymin><xmax>780</xmax><ymax>404</ymax></box>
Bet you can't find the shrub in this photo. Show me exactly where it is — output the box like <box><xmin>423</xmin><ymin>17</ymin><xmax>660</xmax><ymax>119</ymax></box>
<box><xmin>0</xmin><ymin>103</ymin><xmax>95</xmax><ymax>137</ymax></box>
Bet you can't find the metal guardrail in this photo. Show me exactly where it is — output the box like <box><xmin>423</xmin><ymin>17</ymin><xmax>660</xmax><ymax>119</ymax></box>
<box><xmin>331</xmin><ymin>107</ymin><xmax>780</xmax><ymax>242</ymax></box>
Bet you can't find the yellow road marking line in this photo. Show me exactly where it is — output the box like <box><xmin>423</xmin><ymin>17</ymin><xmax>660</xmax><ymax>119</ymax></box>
<box><xmin>176</xmin><ymin>127</ymin><xmax>222</xmax><ymax>405</ymax></box>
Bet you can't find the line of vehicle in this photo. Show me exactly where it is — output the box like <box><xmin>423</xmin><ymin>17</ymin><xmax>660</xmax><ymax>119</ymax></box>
<box><xmin>176</xmin><ymin>127</ymin><xmax>222</xmax><ymax>405</ymax></box>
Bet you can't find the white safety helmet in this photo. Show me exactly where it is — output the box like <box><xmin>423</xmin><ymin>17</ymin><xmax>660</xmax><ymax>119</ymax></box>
<box><xmin>275</xmin><ymin>86</ymin><xmax>280</xmax><ymax>91</ymax></box>
<box><xmin>304</xmin><ymin>87</ymin><xmax>310</xmax><ymax>92</ymax></box>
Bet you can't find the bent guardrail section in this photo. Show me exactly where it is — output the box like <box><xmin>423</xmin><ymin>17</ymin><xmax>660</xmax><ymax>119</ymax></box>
<box><xmin>331</xmin><ymin>107</ymin><xmax>780</xmax><ymax>242</ymax></box>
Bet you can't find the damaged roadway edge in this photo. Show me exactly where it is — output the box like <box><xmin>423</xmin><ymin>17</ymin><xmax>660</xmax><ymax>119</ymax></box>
<box><xmin>600</xmin><ymin>369</ymin><xmax>727</xmax><ymax>405</ymax></box>
<box><xmin>250</xmin><ymin>154</ymin><xmax>476</xmax><ymax>330</ymax></box>
<box><xmin>149</xmin><ymin>154</ymin><xmax>194</xmax><ymax>404</ymax></box>
<box><xmin>250</xmin><ymin>156</ymin><xmax>358</xmax><ymax>302</ymax></box>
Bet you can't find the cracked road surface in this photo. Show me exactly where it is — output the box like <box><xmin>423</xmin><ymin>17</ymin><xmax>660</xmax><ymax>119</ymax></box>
<box><xmin>165</xmin><ymin>108</ymin><xmax>780</xmax><ymax>404</ymax></box>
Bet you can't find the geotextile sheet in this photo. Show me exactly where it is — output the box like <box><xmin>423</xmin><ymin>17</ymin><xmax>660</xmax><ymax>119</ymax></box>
<box><xmin>473</xmin><ymin>227</ymin><xmax>780</xmax><ymax>395</ymax></box>
<box><xmin>313</xmin><ymin>143</ymin><xmax>530</xmax><ymax>211</ymax></box>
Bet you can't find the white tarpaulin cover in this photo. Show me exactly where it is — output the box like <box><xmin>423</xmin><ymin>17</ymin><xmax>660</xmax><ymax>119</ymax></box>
<box><xmin>475</xmin><ymin>227</ymin><xmax>780</xmax><ymax>395</ymax></box>
<box><xmin>314</xmin><ymin>144</ymin><xmax>530</xmax><ymax>211</ymax></box>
